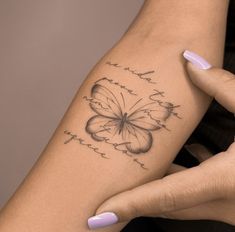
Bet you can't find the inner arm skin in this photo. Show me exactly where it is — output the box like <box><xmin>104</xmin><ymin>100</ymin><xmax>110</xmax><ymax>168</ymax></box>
<box><xmin>0</xmin><ymin>0</ymin><xmax>229</xmax><ymax>231</ymax></box>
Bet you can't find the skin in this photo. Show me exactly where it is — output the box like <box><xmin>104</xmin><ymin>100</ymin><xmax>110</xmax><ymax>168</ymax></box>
<box><xmin>95</xmin><ymin>62</ymin><xmax>235</xmax><ymax>226</ymax></box>
<box><xmin>0</xmin><ymin>0</ymin><xmax>229</xmax><ymax>231</ymax></box>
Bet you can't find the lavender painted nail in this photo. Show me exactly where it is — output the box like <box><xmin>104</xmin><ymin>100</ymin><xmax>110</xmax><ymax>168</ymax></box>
<box><xmin>87</xmin><ymin>212</ymin><xmax>118</xmax><ymax>230</ymax></box>
<box><xmin>183</xmin><ymin>50</ymin><xmax>212</xmax><ymax>70</ymax></box>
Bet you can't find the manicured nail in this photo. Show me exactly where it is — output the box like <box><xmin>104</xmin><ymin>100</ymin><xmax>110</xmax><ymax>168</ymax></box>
<box><xmin>183</xmin><ymin>50</ymin><xmax>212</xmax><ymax>70</ymax></box>
<box><xmin>87</xmin><ymin>212</ymin><xmax>118</xmax><ymax>230</ymax></box>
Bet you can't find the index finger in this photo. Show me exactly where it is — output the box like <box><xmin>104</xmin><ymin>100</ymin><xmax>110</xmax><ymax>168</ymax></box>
<box><xmin>184</xmin><ymin>50</ymin><xmax>235</xmax><ymax>113</ymax></box>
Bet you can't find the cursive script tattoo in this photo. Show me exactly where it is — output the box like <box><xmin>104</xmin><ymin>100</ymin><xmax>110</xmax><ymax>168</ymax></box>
<box><xmin>106</xmin><ymin>61</ymin><xmax>156</xmax><ymax>84</ymax></box>
<box><xmin>149</xmin><ymin>89</ymin><xmax>165</xmax><ymax>98</ymax></box>
<box><xmin>63</xmin><ymin>130</ymin><xmax>148</xmax><ymax>170</ymax></box>
<box><xmin>95</xmin><ymin>77</ymin><xmax>137</xmax><ymax>95</ymax></box>
<box><xmin>63</xmin><ymin>130</ymin><xmax>109</xmax><ymax>159</ymax></box>
<box><xmin>133</xmin><ymin>158</ymin><xmax>148</xmax><ymax>170</ymax></box>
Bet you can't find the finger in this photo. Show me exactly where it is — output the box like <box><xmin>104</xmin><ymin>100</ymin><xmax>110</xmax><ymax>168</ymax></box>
<box><xmin>161</xmin><ymin>198</ymin><xmax>235</xmax><ymax>226</ymax></box>
<box><xmin>183</xmin><ymin>50</ymin><xmax>235</xmax><ymax>113</ymax></box>
<box><xmin>92</xmin><ymin>160</ymin><xmax>223</xmax><ymax>226</ymax></box>
<box><xmin>184</xmin><ymin>143</ymin><xmax>213</xmax><ymax>162</ymax></box>
<box><xmin>160</xmin><ymin>200</ymin><xmax>219</xmax><ymax>221</ymax></box>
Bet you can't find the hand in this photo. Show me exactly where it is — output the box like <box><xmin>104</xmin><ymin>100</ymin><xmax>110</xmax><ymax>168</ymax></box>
<box><xmin>87</xmin><ymin>50</ymin><xmax>235</xmax><ymax>229</ymax></box>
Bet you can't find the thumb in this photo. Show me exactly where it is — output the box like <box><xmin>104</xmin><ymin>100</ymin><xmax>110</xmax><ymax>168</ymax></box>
<box><xmin>87</xmin><ymin>159</ymin><xmax>224</xmax><ymax>229</ymax></box>
<box><xmin>183</xmin><ymin>50</ymin><xmax>235</xmax><ymax>113</ymax></box>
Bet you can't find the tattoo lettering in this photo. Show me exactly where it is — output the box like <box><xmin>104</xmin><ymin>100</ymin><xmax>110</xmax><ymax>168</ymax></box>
<box><xmin>95</xmin><ymin>77</ymin><xmax>137</xmax><ymax>95</ymax></box>
<box><xmin>63</xmin><ymin>130</ymin><xmax>109</xmax><ymax>159</ymax></box>
<box><xmin>149</xmin><ymin>89</ymin><xmax>165</xmax><ymax>99</ymax></box>
<box><xmin>106</xmin><ymin>61</ymin><xmax>156</xmax><ymax>84</ymax></box>
<box><xmin>63</xmin><ymin>130</ymin><xmax>149</xmax><ymax>170</ymax></box>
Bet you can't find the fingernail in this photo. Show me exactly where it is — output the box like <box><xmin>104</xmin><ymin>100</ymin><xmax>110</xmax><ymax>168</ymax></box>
<box><xmin>183</xmin><ymin>50</ymin><xmax>212</xmax><ymax>70</ymax></box>
<box><xmin>87</xmin><ymin>212</ymin><xmax>118</xmax><ymax>230</ymax></box>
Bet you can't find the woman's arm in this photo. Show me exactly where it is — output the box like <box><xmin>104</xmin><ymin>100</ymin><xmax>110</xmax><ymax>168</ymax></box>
<box><xmin>0</xmin><ymin>0</ymin><xmax>229</xmax><ymax>231</ymax></box>
<box><xmin>90</xmin><ymin>55</ymin><xmax>235</xmax><ymax>227</ymax></box>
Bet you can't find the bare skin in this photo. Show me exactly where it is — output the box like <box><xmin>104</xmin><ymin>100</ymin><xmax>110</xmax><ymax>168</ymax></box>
<box><xmin>95</xmin><ymin>61</ymin><xmax>235</xmax><ymax>227</ymax></box>
<box><xmin>0</xmin><ymin>1</ymin><xmax>229</xmax><ymax>231</ymax></box>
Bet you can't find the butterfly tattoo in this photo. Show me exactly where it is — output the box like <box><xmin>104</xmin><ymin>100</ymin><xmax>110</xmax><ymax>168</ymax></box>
<box><xmin>85</xmin><ymin>84</ymin><xmax>176</xmax><ymax>154</ymax></box>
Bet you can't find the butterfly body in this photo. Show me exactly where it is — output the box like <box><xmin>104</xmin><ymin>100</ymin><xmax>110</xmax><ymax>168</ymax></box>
<box><xmin>118</xmin><ymin>112</ymin><xmax>128</xmax><ymax>134</ymax></box>
<box><xmin>85</xmin><ymin>84</ymin><xmax>174</xmax><ymax>154</ymax></box>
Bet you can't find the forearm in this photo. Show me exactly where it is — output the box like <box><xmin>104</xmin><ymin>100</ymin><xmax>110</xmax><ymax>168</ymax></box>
<box><xmin>125</xmin><ymin>0</ymin><xmax>228</xmax><ymax>62</ymax></box>
<box><xmin>0</xmin><ymin>1</ymin><xmax>229</xmax><ymax>231</ymax></box>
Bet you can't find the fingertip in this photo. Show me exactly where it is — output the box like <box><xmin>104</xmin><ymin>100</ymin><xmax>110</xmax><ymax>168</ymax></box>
<box><xmin>185</xmin><ymin>61</ymin><xmax>199</xmax><ymax>76</ymax></box>
<box><xmin>91</xmin><ymin>195</ymin><xmax>128</xmax><ymax>227</ymax></box>
<box><xmin>182</xmin><ymin>50</ymin><xmax>215</xmax><ymax>85</ymax></box>
<box><xmin>95</xmin><ymin>202</ymin><xmax>118</xmax><ymax>220</ymax></box>
<box><xmin>184</xmin><ymin>61</ymin><xmax>208</xmax><ymax>86</ymax></box>
<box><xmin>87</xmin><ymin>211</ymin><xmax>119</xmax><ymax>230</ymax></box>
<box><xmin>183</xmin><ymin>50</ymin><xmax>212</xmax><ymax>70</ymax></box>
<box><xmin>185</xmin><ymin>59</ymin><xmax>213</xmax><ymax>77</ymax></box>
<box><xmin>184</xmin><ymin>59</ymin><xmax>217</xmax><ymax>95</ymax></box>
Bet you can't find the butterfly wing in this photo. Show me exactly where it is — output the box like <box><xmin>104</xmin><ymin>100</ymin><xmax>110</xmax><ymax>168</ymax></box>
<box><xmin>127</xmin><ymin>109</ymin><xmax>162</xmax><ymax>130</ymax></box>
<box><xmin>121</xmin><ymin>101</ymin><xmax>173</xmax><ymax>154</ymax></box>
<box><xmin>86</xmin><ymin>86</ymin><xmax>175</xmax><ymax>154</ymax></box>
<box><xmin>122</xmin><ymin>122</ymin><xmax>152</xmax><ymax>154</ymax></box>
<box><xmin>89</xmin><ymin>84</ymin><xmax>123</xmax><ymax>118</ymax></box>
<box><xmin>128</xmin><ymin>101</ymin><xmax>172</xmax><ymax>129</ymax></box>
<box><xmin>86</xmin><ymin>115</ymin><xmax>120</xmax><ymax>141</ymax></box>
<box><xmin>147</xmin><ymin>101</ymin><xmax>175</xmax><ymax>121</ymax></box>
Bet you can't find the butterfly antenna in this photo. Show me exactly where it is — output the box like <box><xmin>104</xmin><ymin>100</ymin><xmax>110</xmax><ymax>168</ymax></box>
<box><xmin>129</xmin><ymin>98</ymin><xmax>143</xmax><ymax>111</ymax></box>
<box><xmin>120</xmin><ymin>92</ymin><xmax>125</xmax><ymax>109</ymax></box>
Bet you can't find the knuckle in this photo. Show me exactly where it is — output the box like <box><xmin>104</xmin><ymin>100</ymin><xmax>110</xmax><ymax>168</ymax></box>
<box><xmin>125</xmin><ymin>191</ymin><xmax>142</xmax><ymax>218</ymax></box>
<box><xmin>199</xmin><ymin>154</ymin><xmax>234</xmax><ymax>198</ymax></box>
<box><xmin>158</xmin><ymin>183</ymin><xmax>177</xmax><ymax>213</ymax></box>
